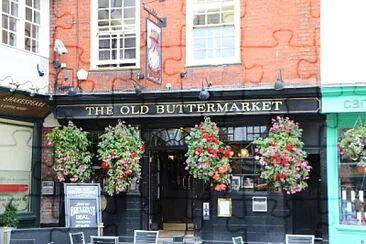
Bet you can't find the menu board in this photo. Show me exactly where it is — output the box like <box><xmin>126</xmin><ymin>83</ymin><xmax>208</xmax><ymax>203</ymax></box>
<box><xmin>64</xmin><ymin>183</ymin><xmax>101</xmax><ymax>228</ymax></box>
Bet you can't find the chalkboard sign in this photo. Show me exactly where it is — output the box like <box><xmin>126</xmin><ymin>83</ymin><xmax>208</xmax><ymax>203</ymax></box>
<box><xmin>64</xmin><ymin>183</ymin><xmax>101</xmax><ymax>229</ymax></box>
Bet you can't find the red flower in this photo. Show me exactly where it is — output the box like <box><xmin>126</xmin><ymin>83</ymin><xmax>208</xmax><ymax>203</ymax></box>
<box><xmin>214</xmin><ymin>183</ymin><xmax>227</xmax><ymax>191</ymax></box>
<box><xmin>285</xmin><ymin>143</ymin><xmax>294</xmax><ymax>150</ymax></box>
<box><xmin>139</xmin><ymin>146</ymin><xmax>146</xmax><ymax>151</ymax></box>
<box><xmin>130</xmin><ymin>153</ymin><xmax>136</xmax><ymax>159</ymax></box>
<box><xmin>270</xmin><ymin>143</ymin><xmax>276</xmax><ymax>147</ymax></box>
<box><xmin>223</xmin><ymin>148</ymin><xmax>232</xmax><ymax>158</ymax></box>
<box><xmin>195</xmin><ymin>146</ymin><xmax>203</xmax><ymax>154</ymax></box>
<box><xmin>101</xmin><ymin>161</ymin><xmax>109</xmax><ymax>169</ymax></box>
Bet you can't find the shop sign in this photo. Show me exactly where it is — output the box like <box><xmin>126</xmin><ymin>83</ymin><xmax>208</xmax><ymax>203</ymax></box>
<box><xmin>56</xmin><ymin>97</ymin><xmax>319</xmax><ymax>119</ymax></box>
<box><xmin>0</xmin><ymin>91</ymin><xmax>48</xmax><ymax>118</ymax></box>
<box><xmin>64</xmin><ymin>183</ymin><xmax>101</xmax><ymax>228</ymax></box>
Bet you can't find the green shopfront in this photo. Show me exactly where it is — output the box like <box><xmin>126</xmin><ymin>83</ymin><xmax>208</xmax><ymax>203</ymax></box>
<box><xmin>322</xmin><ymin>86</ymin><xmax>366</xmax><ymax>243</ymax></box>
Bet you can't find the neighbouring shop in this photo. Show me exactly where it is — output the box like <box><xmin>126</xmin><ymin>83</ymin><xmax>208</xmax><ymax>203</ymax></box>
<box><xmin>49</xmin><ymin>87</ymin><xmax>327</xmax><ymax>243</ymax></box>
<box><xmin>0</xmin><ymin>89</ymin><xmax>48</xmax><ymax>227</ymax></box>
<box><xmin>322</xmin><ymin>86</ymin><xmax>366</xmax><ymax>243</ymax></box>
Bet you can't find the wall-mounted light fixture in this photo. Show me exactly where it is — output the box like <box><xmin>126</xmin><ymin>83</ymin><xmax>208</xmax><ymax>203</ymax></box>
<box><xmin>274</xmin><ymin>69</ymin><xmax>284</xmax><ymax>91</ymax></box>
<box><xmin>180</xmin><ymin>71</ymin><xmax>187</xmax><ymax>78</ymax></box>
<box><xmin>77</xmin><ymin>68</ymin><xmax>88</xmax><ymax>81</ymax></box>
<box><xmin>198</xmin><ymin>79</ymin><xmax>212</xmax><ymax>101</ymax></box>
<box><xmin>54</xmin><ymin>39</ymin><xmax>68</xmax><ymax>55</ymax></box>
<box><xmin>131</xmin><ymin>79</ymin><xmax>144</xmax><ymax>95</ymax></box>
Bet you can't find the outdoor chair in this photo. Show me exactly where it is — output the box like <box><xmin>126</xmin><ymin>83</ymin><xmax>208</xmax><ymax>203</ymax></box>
<box><xmin>69</xmin><ymin>232</ymin><xmax>86</xmax><ymax>244</ymax></box>
<box><xmin>133</xmin><ymin>230</ymin><xmax>159</xmax><ymax>244</ymax></box>
<box><xmin>285</xmin><ymin>234</ymin><xmax>314</xmax><ymax>244</ymax></box>
<box><xmin>9</xmin><ymin>240</ymin><xmax>35</xmax><ymax>244</ymax></box>
<box><xmin>172</xmin><ymin>235</ymin><xmax>184</xmax><ymax>242</ymax></box>
<box><xmin>90</xmin><ymin>236</ymin><xmax>119</xmax><ymax>244</ymax></box>
<box><xmin>232</xmin><ymin>236</ymin><xmax>244</xmax><ymax>244</ymax></box>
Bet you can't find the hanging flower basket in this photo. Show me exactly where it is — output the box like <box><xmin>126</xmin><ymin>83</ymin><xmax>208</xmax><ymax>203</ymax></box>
<box><xmin>97</xmin><ymin>121</ymin><xmax>145</xmax><ymax>195</ymax></box>
<box><xmin>185</xmin><ymin>117</ymin><xmax>232</xmax><ymax>191</ymax></box>
<box><xmin>254</xmin><ymin>116</ymin><xmax>311</xmax><ymax>194</ymax></box>
<box><xmin>340</xmin><ymin>122</ymin><xmax>366</xmax><ymax>166</ymax></box>
<box><xmin>47</xmin><ymin>121</ymin><xmax>93</xmax><ymax>182</ymax></box>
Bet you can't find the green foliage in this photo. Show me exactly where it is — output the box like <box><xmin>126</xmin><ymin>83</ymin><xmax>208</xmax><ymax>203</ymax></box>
<box><xmin>255</xmin><ymin>116</ymin><xmax>311</xmax><ymax>194</ymax></box>
<box><xmin>97</xmin><ymin>121</ymin><xmax>145</xmax><ymax>195</ymax></box>
<box><xmin>1</xmin><ymin>201</ymin><xmax>18</xmax><ymax>227</ymax></box>
<box><xmin>46</xmin><ymin>121</ymin><xmax>93</xmax><ymax>182</ymax></box>
<box><xmin>340</xmin><ymin>122</ymin><xmax>366</xmax><ymax>166</ymax></box>
<box><xmin>185</xmin><ymin>117</ymin><xmax>232</xmax><ymax>191</ymax></box>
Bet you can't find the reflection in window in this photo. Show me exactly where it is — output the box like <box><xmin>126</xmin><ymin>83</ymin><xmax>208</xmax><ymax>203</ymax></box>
<box><xmin>339</xmin><ymin>128</ymin><xmax>366</xmax><ymax>225</ymax></box>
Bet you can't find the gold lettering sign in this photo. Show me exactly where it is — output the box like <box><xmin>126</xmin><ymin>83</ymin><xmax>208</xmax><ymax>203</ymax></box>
<box><xmin>57</xmin><ymin>98</ymin><xmax>319</xmax><ymax>119</ymax></box>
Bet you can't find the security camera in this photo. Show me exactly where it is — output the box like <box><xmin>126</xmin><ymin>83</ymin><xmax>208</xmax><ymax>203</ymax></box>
<box><xmin>54</xmin><ymin>39</ymin><xmax>68</xmax><ymax>55</ymax></box>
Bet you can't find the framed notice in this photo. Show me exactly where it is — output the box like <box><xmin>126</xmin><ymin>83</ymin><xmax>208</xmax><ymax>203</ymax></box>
<box><xmin>64</xmin><ymin>183</ymin><xmax>101</xmax><ymax>229</ymax></box>
<box><xmin>146</xmin><ymin>18</ymin><xmax>162</xmax><ymax>84</ymax></box>
<box><xmin>217</xmin><ymin>198</ymin><xmax>232</xmax><ymax>217</ymax></box>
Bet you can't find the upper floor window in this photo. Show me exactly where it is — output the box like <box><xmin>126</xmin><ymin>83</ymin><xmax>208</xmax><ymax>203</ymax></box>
<box><xmin>186</xmin><ymin>0</ymin><xmax>240</xmax><ymax>66</ymax></box>
<box><xmin>91</xmin><ymin>0</ymin><xmax>140</xmax><ymax>69</ymax></box>
<box><xmin>1</xmin><ymin>0</ymin><xmax>42</xmax><ymax>54</ymax></box>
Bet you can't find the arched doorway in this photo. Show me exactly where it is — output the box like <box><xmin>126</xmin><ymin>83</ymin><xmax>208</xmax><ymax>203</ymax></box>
<box><xmin>146</xmin><ymin>128</ymin><xmax>193</xmax><ymax>231</ymax></box>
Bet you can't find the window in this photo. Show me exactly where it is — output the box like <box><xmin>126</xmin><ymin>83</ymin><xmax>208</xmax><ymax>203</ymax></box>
<box><xmin>186</xmin><ymin>0</ymin><xmax>240</xmax><ymax>66</ymax></box>
<box><xmin>1</xmin><ymin>0</ymin><xmax>42</xmax><ymax>53</ymax></box>
<box><xmin>219</xmin><ymin>125</ymin><xmax>268</xmax><ymax>192</ymax></box>
<box><xmin>338</xmin><ymin>127</ymin><xmax>366</xmax><ymax>225</ymax></box>
<box><xmin>91</xmin><ymin>0</ymin><xmax>140</xmax><ymax>69</ymax></box>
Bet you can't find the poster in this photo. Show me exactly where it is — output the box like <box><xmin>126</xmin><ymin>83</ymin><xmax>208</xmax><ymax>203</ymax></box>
<box><xmin>0</xmin><ymin>171</ymin><xmax>31</xmax><ymax>213</ymax></box>
<box><xmin>146</xmin><ymin>18</ymin><xmax>162</xmax><ymax>84</ymax></box>
<box><xmin>64</xmin><ymin>183</ymin><xmax>101</xmax><ymax>228</ymax></box>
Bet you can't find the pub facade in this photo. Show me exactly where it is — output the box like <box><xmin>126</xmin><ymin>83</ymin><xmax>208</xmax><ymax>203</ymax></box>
<box><xmin>44</xmin><ymin>0</ymin><xmax>326</xmax><ymax>242</ymax></box>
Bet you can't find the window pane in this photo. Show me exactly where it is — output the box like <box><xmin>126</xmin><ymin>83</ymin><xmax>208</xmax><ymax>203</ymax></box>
<box><xmin>222</xmin><ymin>48</ymin><xmax>234</xmax><ymax>58</ymax></box>
<box><xmin>99</xmin><ymin>39</ymin><xmax>110</xmax><ymax>48</ymax></box>
<box><xmin>98</xmin><ymin>10</ymin><xmax>108</xmax><ymax>19</ymax></box>
<box><xmin>112</xmin><ymin>0</ymin><xmax>122</xmax><ymax>7</ymax></box>
<box><xmin>193</xmin><ymin>14</ymin><xmax>205</xmax><ymax>25</ymax></box>
<box><xmin>123</xmin><ymin>8</ymin><xmax>135</xmax><ymax>18</ymax></box>
<box><xmin>98</xmin><ymin>0</ymin><xmax>108</xmax><ymax>8</ymax></box>
<box><xmin>3</xmin><ymin>0</ymin><xmax>9</xmax><ymax>12</ymax></box>
<box><xmin>26</xmin><ymin>8</ymin><xmax>32</xmax><ymax>21</ymax></box>
<box><xmin>194</xmin><ymin>38</ymin><xmax>205</xmax><ymax>49</ymax></box>
<box><xmin>25</xmin><ymin>22</ymin><xmax>31</xmax><ymax>37</ymax></box>
<box><xmin>9</xmin><ymin>32</ymin><xmax>16</xmax><ymax>46</ymax></box>
<box><xmin>34</xmin><ymin>12</ymin><xmax>40</xmax><ymax>24</ymax></box>
<box><xmin>194</xmin><ymin>50</ymin><xmax>205</xmax><ymax>60</ymax></box>
<box><xmin>222</xmin><ymin>12</ymin><xmax>233</xmax><ymax>23</ymax></box>
<box><xmin>111</xmin><ymin>9</ymin><xmax>121</xmax><ymax>19</ymax></box>
<box><xmin>222</xmin><ymin>36</ymin><xmax>234</xmax><ymax>47</ymax></box>
<box><xmin>124</xmin><ymin>37</ymin><xmax>135</xmax><ymax>48</ymax></box>
<box><xmin>9</xmin><ymin>18</ymin><xmax>16</xmax><ymax>31</ymax></box>
<box><xmin>34</xmin><ymin>0</ymin><xmax>40</xmax><ymax>10</ymax></box>
<box><xmin>26</xmin><ymin>0</ymin><xmax>31</xmax><ymax>6</ymax></box>
<box><xmin>2</xmin><ymin>15</ymin><xmax>8</xmax><ymax>28</ymax></box>
<box><xmin>11</xmin><ymin>2</ymin><xmax>18</xmax><ymax>16</ymax></box>
<box><xmin>33</xmin><ymin>25</ymin><xmax>39</xmax><ymax>38</ymax></box>
<box><xmin>25</xmin><ymin>37</ymin><xmax>31</xmax><ymax>50</ymax></box>
<box><xmin>99</xmin><ymin>51</ymin><xmax>110</xmax><ymax>60</ymax></box>
<box><xmin>2</xmin><ymin>30</ymin><xmax>8</xmax><ymax>44</ymax></box>
<box><xmin>207</xmin><ymin>13</ymin><xmax>220</xmax><ymax>24</ymax></box>
<box><xmin>125</xmin><ymin>49</ymin><xmax>135</xmax><ymax>59</ymax></box>
<box><xmin>125</xmin><ymin>0</ymin><xmax>134</xmax><ymax>6</ymax></box>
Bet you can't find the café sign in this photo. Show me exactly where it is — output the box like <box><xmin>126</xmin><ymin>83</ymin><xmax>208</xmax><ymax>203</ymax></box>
<box><xmin>56</xmin><ymin>98</ymin><xmax>319</xmax><ymax>119</ymax></box>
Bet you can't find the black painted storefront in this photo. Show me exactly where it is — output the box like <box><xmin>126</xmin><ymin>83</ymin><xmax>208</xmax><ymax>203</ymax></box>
<box><xmin>49</xmin><ymin>87</ymin><xmax>328</xmax><ymax>243</ymax></box>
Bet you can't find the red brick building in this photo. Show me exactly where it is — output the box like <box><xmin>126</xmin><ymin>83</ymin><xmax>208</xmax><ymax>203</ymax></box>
<box><xmin>43</xmin><ymin>0</ymin><xmax>326</xmax><ymax>242</ymax></box>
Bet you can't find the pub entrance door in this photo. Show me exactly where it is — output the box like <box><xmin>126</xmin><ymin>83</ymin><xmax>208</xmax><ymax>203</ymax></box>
<box><xmin>149</xmin><ymin>149</ymin><xmax>193</xmax><ymax>231</ymax></box>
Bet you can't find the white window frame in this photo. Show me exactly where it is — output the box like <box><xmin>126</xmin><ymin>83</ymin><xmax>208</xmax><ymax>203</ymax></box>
<box><xmin>90</xmin><ymin>0</ymin><xmax>140</xmax><ymax>70</ymax></box>
<box><xmin>0</xmin><ymin>0</ymin><xmax>48</xmax><ymax>56</ymax></box>
<box><xmin>186</xmin><ymin>0</ymin><xmax>240</xmax><ymax>66</ymax></box>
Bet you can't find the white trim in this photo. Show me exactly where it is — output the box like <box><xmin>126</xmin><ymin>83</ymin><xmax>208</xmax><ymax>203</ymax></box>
<box><xmin>90</xmin><ymin>0</ymin><xmax>140</xmax><ymax>70</ymax></box>
<box><xmin>186</xmin><ymin>0</ymin><xmax>240</xmax><ymax>66</ymax></box>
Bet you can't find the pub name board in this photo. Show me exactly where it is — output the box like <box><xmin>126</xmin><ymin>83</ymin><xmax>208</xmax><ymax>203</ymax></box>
<box><xmin>56</xmin><ymin>98</ymin><xmax>319</xmax><ymax>119</ymax></box>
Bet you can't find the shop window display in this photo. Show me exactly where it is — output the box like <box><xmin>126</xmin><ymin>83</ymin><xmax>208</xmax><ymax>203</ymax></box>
<box><xmin>339</xmin><ymin>127</ymin><xmax>366</xmax><ymax>225</ymax></box>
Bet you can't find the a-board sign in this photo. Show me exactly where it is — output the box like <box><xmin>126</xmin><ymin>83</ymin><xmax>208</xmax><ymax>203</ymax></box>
<box><xmin>64</xmin><ymin>183</ymin><xmax>101</xmax><ymax>228</ymax></box>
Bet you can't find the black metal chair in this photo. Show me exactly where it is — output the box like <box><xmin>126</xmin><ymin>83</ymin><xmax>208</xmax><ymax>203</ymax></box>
<box><xmin>285</xmin><ymin>234</ymin><xmax>314</xmax><ymax>244</ymax></box>
<box><xmin>69</xmin><ymin>232</ymin><xmax>86</xmax><ymax>244</ymax></box>
<box><xmin>133</xmin><ymin>230</ymin><xmax>159</xmax><ymax>244</ymax></box>
<box><xmin>9</xmin><ymin>240</ymin><xmax>35</xmax><ymax>244</ymax></box>
<box><xmin>90</xmin><ymin>236</ymin><xmax>119</xmax><ymax>244</ymax></box>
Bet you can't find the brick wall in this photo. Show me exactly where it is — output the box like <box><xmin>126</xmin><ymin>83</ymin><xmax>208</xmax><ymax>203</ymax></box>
<box><xmin>50</xmin><ymin>0</ymin><xmax>320</xmax><ymax>93</ymax></box>
<box><xmin>40</xmin><ymin>128</ymin><xmax>59</xmax><ymax>224</ymax></box>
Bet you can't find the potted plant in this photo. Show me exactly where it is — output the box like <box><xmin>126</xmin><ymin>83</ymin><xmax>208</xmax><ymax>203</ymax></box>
<box><xmin>0</xmin><ymin>200</ymin><xmax>19</xmax><ymax>244</ymax></box>
<box><xmin>185</xmin><ymin>117</ymin><xmax>232</xmax><ymax>191</ymax></box>
<box><xmin>97</xmin><ymin>121</ymin><xmax>145</xmax><ymax>195</ymax></box>
<box><xmin>339</xmin><ymin>122</ymin><xmax>366</xmax><ymax>167</ymax></box>
<box><xmin>47</xmin><ymin>121</ymin><xmax>93</xmax><ymax>182</ymax></box>
<box><xmin>255</xmin><ymin>116</ymin><xmax>311</xmax><ymax>194</ymax></box>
